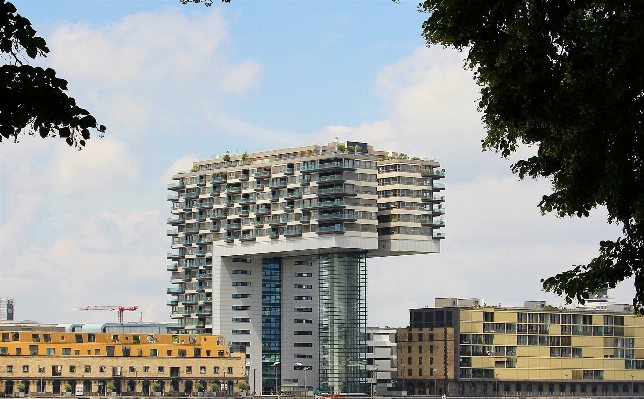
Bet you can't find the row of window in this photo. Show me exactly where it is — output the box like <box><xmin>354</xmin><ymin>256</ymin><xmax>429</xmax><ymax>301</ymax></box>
<box><xmin>1</xmin><ymin>365</ymin><xmax>234</xmax><ymax>375</ymax></box>
<box><xmin>231</xmin><ymin>306</ymin><xmax>312</xmax><ymax>312</ymax></box>
<box><xmin>0</xmin><ymin>347</ymin><xmax>212</xmax><ymax>358</ymax></box>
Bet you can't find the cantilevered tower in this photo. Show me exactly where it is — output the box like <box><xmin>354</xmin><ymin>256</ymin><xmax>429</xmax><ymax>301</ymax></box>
<box><xmin>166</xmin><ymin>141</ymin><xmax>445</xmax><ymax>394</ymax></box>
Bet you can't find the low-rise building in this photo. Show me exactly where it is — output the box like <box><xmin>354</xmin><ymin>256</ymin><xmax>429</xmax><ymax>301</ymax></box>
<box><xmin>0</xmin><ymin>331</ymin><xmax>246</xmax><ymax>396</ymax></box>
<box><xmin>398</xmin><ymin>298</ymin><xmax>644</xmax><ymax>397</ymax></box>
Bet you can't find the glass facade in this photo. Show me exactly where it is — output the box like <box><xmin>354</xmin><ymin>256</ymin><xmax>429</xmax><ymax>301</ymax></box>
<box><xmin>318</xmin><ymin>252</ymin><xmax>368</xmax><ymax>393</ymax></box>
<box><xmin>262</xmin><ymin>258</ymin><xmax>281</xmax><ymax>394</ymax></box>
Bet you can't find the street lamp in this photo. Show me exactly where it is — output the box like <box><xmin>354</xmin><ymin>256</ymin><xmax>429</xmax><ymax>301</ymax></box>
<box><xmin>273</xmin><ymin>361</ymin><xmax>280</xmax><ymax>395</ymax></box>
<box><xmin>371</xmin><ymin>364</ymin><xmax>379</xmax><ymax>398</ymax></box>
<box><xmin>435</xmin><ymin>369</ymin><xmax>439</xmax><ymax>396</ymax></box>
<box><xmin>495</xmin><ymin>373</ymin><xmax>499</xmax><ymax>397</ymax></box>
<box><xmin>632</xmin><ymin>374</ymin><xmax>634</xmax><ymax>396</ymax></box>
<box><xmin>401</xmin><ymin>364</ymin><xmax>406</xmax><ymax>395</ymax></box>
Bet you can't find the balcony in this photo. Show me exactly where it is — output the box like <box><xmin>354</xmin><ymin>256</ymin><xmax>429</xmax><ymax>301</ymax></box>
<box><xmin>239</xmin><ymin>173</ymin><xmax>249</xmax><ymax>181</ymax></box>
<box><xmin>317</xmin><ymin>174</ymin><xmax>345</xmax><ymax>183</ymax></box>
<box><xmin>196</xmin><ymin>214</ymin><xmax>206</xmax><ymax>222</ymax></box>
<box><xmin>420</xmin><ymin>168</ymin><xmax>446</xmax><ymax>178</ymax></box>
<box><xmin>223</xmin><ymin>222</ymin><xmax>242</xmax><ymax>230</ymax></box>
<box><xmin>167</xmin><ymin>229</ymin><xmax>178</xmax><ymax>236</ymax></box>
<box><xmin>431</xmin><ymin>207</ymin><xmax>446</xmax><ymax>215</ymax></box>
<box><xmin>196</xmin><ymin>201</ymin><xmax>213</xmax><ymax>209</ymax></box>
<box><xmin>316</xmin><ymin>225</ymin><xmax>345</xmax><ymax>234</ymax></box>
<box><xmin>210</xmin><ymin>223</ymin><xmax>220</xmax><ymax>232</ymax></box>
<box><xmin>316</xmin><ymin>187</ymin><xmax>357</xmax><ymax>196</ymax></box>
<box><xmin>167</xmin><ymin>251</ymin><xmax>183</xmax><ymax>259</ymax></box>
<box><xmin>167</xmin><ymin>300</ymin><xmax>178</xmax><ymax>306</ymax></box>
<box><xmin>168</xmin><ymin>216</ymin><xmax>184</xmax><ymax>225</ymax></box>
<box><xmin>253</xmin><ymin>221</ymin><xmax>264</xmax><ymax>228</ymax></box>
<box><xmin>240</xmin><ymin>195</ymin><xmax>256</xmax><ymax>204</ymax></box>
<box><xmin>269</xmin><ymin>231</ymin><xmax>279</xmax><ymax>239</ymax></box>
<box><xmin>183</xmin><ymin>262</ymin><xmax>199</xmax><ymax>270</ymax></box>
<box><xmin>182</xmin><ymin>238</ymin><xmax>193</xmax><ymax>246</ymax></box>
<box><xmin>195</xmin><ymin>309</ymin><xmax>212</xmax><ymax>316</ymax></box>
<box><xmin>270</xmin><ymin>193</ymin><xmax>281</xmax><ymax>202</ymax></box>
<box><xmin>182</xmin><ymin>297</ymin><xmax>198</xmax><ymax>305</ymax></box>
<box><xmin>256</xmin><ymin>207</ymin><xmax>271</xmax><ymax>215</ymax></box>
<box><xmin>167</xmin><ymin>193</ymin><xmax>179</xmax><ymax>201</ymax></box>
<box><xmin>167</xmin><ymin>263</ymin><xmax>178</xmax><ymax>271</ymax></box>
<box><xmin>196</xmin><ymin>236</ymin><xmax>213</xmax><ymax>244</ymax></box>
<box><xmin>269</xmin><ymin>180</ymin><xmax>287</xmax><ymax>189</ymax></box>
<box><xmin>211</xmin><ymin>175</ymin><xmax>227</xmax><ymax>183</ymax></box>
<box><xmin>284</xmin><ymin>229</ymin><xmax>302</xmax><ymax>237</ymax></box>
<box><xmin>210</xmin><ymin>187</ymin><xmax>221</xmax><ymax>196</ymax></box>
<box><xmin>211</xmin><ymin>211</ymin><xmax>227</xmax><ymax>219</ymax></box>
<box><xmin>167</xmin><ymin>287</ymin><xmax>184</xmax><ymax>295</ymax></box>
<box><xmin>225</xmin><ymin>186</ymin><xmax>241</xmax><ymax>194</ymax></box>
<box><xmin>286</xmin><ymin>190</ymin><xmax>302</xmax><ymax>199</ymax></box>
<box><xmin>168</xmin><ymin>181</ymin><xmax>185</xmax><ymax>190</ymax></box>
<box><xmin>268</xmin><ymin>216</ymin><xmax>288</xmax><ymax>226</ymax></box>
<box><xmin>317</xmin><ymin>213</ymin><xmax>356</xmax><ymax>222</ymax></box>
<box><xmin>224</xmin><ymin>236</ymin><xmax>235</xmax><ymax>243</ymax></box>
<box><xmin>284</xmin><ymin>167</ymin><xmax>295</xmax><ymax>175</ymax></box>
<box><xmin>239</xmin><ymin>209</ymin><xmax>250</xmax><ymax>217</ymax></box>
<box><xmin>421</xmin><ymin>219</ymin><xmax>445</xmax><ymax>228</ymax></box>
<box><xmin>299</xmin><ymin>177</ymin><xmax>311</xmax><ymax>186</ymax></box>
<box><xmin>197</xmin><ymin>176</ymin><xmax>206</xmax><ymax>186</ymax></box>
<box><xmin>315</xmin><ymin>200</ymin><xmax>346</xmax><ymax>209</ymax></box>
<box><xmin>421</xmin><ymin>194</ymin><xmax>446</xmax><ymax>203</ymax></box>
<box><xmin>284</xmin><ymin>205</ymin><xmax>294</xmax><ymax>212</ymax></box>
<box><xmin>301</xmin><ymin>161</ymin><xmax>355</xmax><ymax>172</ymax></box>
<box><xmin>254</xmin><ymin>170</ymin><xmax>271</xmax><ymax>178</ymax></box>
<box><xmin>184</xmin><ymin>192</ymin><xmax>199</xmax><ymax>200</ymax></box>
<box><xmin>197</xmin><ymin>273</ymin><xmax>213</xmax><ymax>280</ymax></box>
<box><xmin>182</xmin><ymin>275</ymin><xmax>192</xmax><ymax>282</ymax></box>
<box><xmin>184</xmin><ymin>226</ymin><xmax>199</xmax><ymax>234</ymax></box>
<box><xmin>253</xmin><ymin>183</ymin><xmax>265</xmax><ymax>191</ymax></box>
<box><xmin>433</xmin><ymin>182</ymin><xmax>446</xmax><ymax>190</ymax></box>
<box><xmin>433</xmin><ymin>232</ymin><xmax>446</xmax><ymax>239</ymax></box>
<box><xmin>225</xmin><ymin>199</ymin><xmax>236</xmax><ymax>207</ymax></box>
<box><xmin>240</xmin><ymin>230</ymin><xmax>257</xmax><ymax>241</ymax></box>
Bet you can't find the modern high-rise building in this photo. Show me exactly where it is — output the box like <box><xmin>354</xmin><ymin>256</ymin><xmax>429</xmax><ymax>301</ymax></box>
<box><xmin>166</xmin><ymin>141</ymin><xmax>445</xmax><ymax>394</ymax></box>
<box><xmin>0</xmin><ymin>297</ymin><xmax>14</xmax><ymax>321</ymax></box>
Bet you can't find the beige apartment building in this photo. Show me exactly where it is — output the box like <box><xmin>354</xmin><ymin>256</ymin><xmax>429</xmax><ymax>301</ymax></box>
<box><xmin>398</xmin><ymin>299</ymin><xmax>644</xmax><ymax>397</ymax></box>
<box><xmin>0</xmin><ymin>331</ymin><xmax>245</xmax><ymax>396</ymax></box>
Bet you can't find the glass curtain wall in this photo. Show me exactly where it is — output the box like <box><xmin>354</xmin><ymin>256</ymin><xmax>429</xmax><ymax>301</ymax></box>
<box><xmin>262</xmin><ymin>258</ymin><xmax>281</xmax><ymax>394</ymax></box>
<box><xmin>318</xmin><ymin>252</ymin><xmax>368</xmax><ymax>394</ymax></box>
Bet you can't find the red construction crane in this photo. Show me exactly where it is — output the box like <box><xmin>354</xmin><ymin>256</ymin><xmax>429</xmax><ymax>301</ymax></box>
<box><xmin>74</xmin><ymin>305</ymin><xmax>139</xmax><ymax>324</ymax></box>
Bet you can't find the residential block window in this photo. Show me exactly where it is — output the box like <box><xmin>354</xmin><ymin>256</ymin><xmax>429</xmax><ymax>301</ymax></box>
<box><xmin>158</xmin><ymin>366</ymin><xmax>164</xmax><ymax>374</ymax></box>
<box><xmin>186</xmin><ymin>366</ymin><xmax>192</xmax><ymax>374</ymax></box>
<box><xmin>200</xmin><ymin>366</ymin><xmax>206</xmax><ymax>374</ymax></box>
<box><xmin>419</xmin><ymin>369</ymin><xmax>423</xmax><ymax>376</ymax></box>
<box><xmin>46</xmin><ymin>348</ymin><xmax>55</xmax><ymax>356</ymax></box>
<box><xmin>95</xmin><ymin>349</ymin><xmax>100</xmax><ymax>355</ymax></box>
<box><xmin>214</xmin><ymin>367</ymin><xmax>220</xmax><ymax>374</ymax></box>
<box><xmin>407</xmin><ymin>357</ymin><xmax>412</xmax><ymax>365</ymax></box>
<box><xmin>227</xmin><ymin>367</ymin><xmax>233</xmax><ymax>374</ymax></box>
<box><xmin>419</xmin><ymin>357</ymin><xmax>423</xmax><ymax>365</ymax></box>
<box><xmin>69</xmin><ymin>365</ymin><xmax>76</xmax><ymax>373</ymax></box>
<box><xmin>84</xmin><ymin>366</ymin><xmax>91</xmax><ymax>373</ymax></box>
<box><xmin>407</xmin><ymin>368</ymin><xmax>412</xmax><ymax>376</ymax></box>
<box><xmin>419</xmin><ymin>346</ymin><xmax>423</xmax><ymax>353</ymax></box>
<box><xmin>178</xmin><ymin>350</ymin><xmax>186</xmax><ymax>357</ymax></box>
<box><xmin>6</xmin><ymin>365</ymin><xmax>13</xmax><ymax>372</ymax></box>
<box><xmin>407</xmin><ymin>346</ymin><xmax>412</xmax><ymax>354</ymax></box>
<box><xmin>143</xmin><ymin>366</ymin><xmax>150</xmax><ymax>373</ymax></box>
<box><xmin>129</xmin><ymin>366</ymin><xmax>136</xmax><ymax>373</ymax></box>
<box><xmin>99</xmin><ymin>366</ymin><xmax>106</xmax><ymax>373</ymax></box>
<box><xmin>22</xmin><ymin>365</ymin><xmax>28</xmax><ymax>372</ymax></box>
<box><xmin>62</xmin><ymin>348</ymin><xmax>71</xmax><ymax>356</ymax></box>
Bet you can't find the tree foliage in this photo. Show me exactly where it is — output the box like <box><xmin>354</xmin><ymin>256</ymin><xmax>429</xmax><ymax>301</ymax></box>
<box><xmin>419</xmin><ymin>0</ymin><xmax>644</xmax><ymax>310</ymax></box>
<box><xmin>0</xmin><ymin>0</ymin><xmax>105</xmax><ymax>148</ymax></box>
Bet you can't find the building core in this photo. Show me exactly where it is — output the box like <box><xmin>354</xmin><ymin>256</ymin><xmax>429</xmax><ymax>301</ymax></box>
<box><xmin>166</xmin><ymin>141</ymin><xmax>445</xmax><ymax>394</ymax></box>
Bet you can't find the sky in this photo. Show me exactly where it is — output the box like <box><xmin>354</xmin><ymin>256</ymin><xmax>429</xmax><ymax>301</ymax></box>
<box><xmin>0</xmin><ymin>0</ymin><xmax>630</xmax><ymax>327</ymax></box>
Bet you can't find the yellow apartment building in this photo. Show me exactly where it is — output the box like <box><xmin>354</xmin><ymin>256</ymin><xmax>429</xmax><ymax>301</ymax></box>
<box><xmin>0</xmin><ymin>331</ymin><xmax>246</xmax><ymax>396</ymax></box>
<box><xmin>398</xmin><ymin>299</ymin><xmax>644</xmax><ymax>397</ymax></box>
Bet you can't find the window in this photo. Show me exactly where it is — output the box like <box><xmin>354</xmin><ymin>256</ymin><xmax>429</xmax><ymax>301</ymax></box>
<box><xmin>419</xmin><ymin>369</ymin><xmax>423</xmax><ymax>376</ymax></box>
<box><xmin>407</xmin><ymin>368</ymin><xmax>412</xmax><ymax>376</ymax></box>
<box><xmin>75</xmin><ymin>334</ymin><xmax>83</xmax><ymax>343</ymax></box>
<box><xmin>227</xmin><ymin>367</ymin><xmax>233</xmax><ymax>374</ymax></box>
<box><xmin>407</xmin><ymin>346</ymin><xmax>412</xmax><ymax>354</ymax></box>
<box><xmin>43</xmin><ymin>334</ymin><xmax>51</xmax><ymax>343</ymax></box>
<box><xmin>15</xmin><ymin>348</ymin><xmax>21</xmax><ymax>355</ymax></box>
<box><xmin>94</xmin><ymin>349</ymin><xmax>100</xmax><ymax>355</ymax></box>
<box><xmin>167</xmin><ymin>350</ymin><xmax>173</xmax><ymax>356</ymax></box>
<box><xmin>29</xmin><ymin>345</ymin><xmax>38</xmax><ymax>356</ymax></box>
<box><xmin>294</xmin><ymin>307</ymin><xmax>312</xmax><ymax>312</ymax></box>
<box><xmin>232</xmin><ymin>330</ymin><xmax>251</xmax><ymax>334</ymax></box>
<box><xmin>294</xmin><ymin>284</ymin><xmax>313</xmax><ymax>289</ymax></box>
<box><xmin>99</xmin><ymin>366</ymin><xmax>106</xmax><ymax>373</ymax></box>
<box><xmin>158</xmin><ymin>366</ymin><xmax>164</xmax><ymax>373</ymax></box>
<box><xmin>214</xmin><ymin>367</ymin><xmax>220</xmax><ymax>374</ymax></box>
<box><xmin>295</xmin><ymin>273</ymin><xmax>312</xmax><ymax>277</ymax></box>
<box><xmin>150</xmin><ymin>349</ymin><xmax>158</xmax><ymax>357</ymax></box>
<box><xmin>32</xmin><ymin>334</ymin><xmax>40</xmax><ymax>342</ymax></box>
<box><xmin>232</xmin><ymin>270</ymin><xmax>251</xmax><ymax>274</ymax></box>
<box><xmin>69</xmin><ymin>365</ymin><xmax>76</xmax><ymax>373</ymax></box>
<box><xmin>232</xmin><ymin>318</ymin><xmax>251</xmax><ymax>322</ymax></box>
<box><xmin>232</xmin><ymin>306</ymin><xmax>251</xmax><ymax>311</ymax></box>
<box><xmin>232</xmin><ymin>258</ymin><xmax>251</xmax><ymax>263</ymax></box>
<box><xmin>294</xmin><ymin>261</ymin><xmax>313</xmax><ymax>266</ymax></box>
<box><xmin>62</xmin><ymin>348</ymin><xmax>71</xmax><ymax>356</ymax></box>
<box><xmin>22</xmin><ymin>365</ymin><xmax>28</xmax><ymax>373</ymax></box>
<box><xmin>88</xmin><ymin>334</ymin><xmax>96</xmax><ymax>342</ymax></box>
<box><xmin>419</xmin><ymin>357</ymin><xmax>423</xmax><ymax>365</ymax></box>
<box><xmin>232</xmin><ymin>282</ymin><xmax>251</xmax><ymax>286</ymax></box>
<box><xmin>178</xmin><ymin>350</ymin><xmax>186</xmax><ymax>357</ymax></box>
<box><xmin>408</xmin><ymin>357</ymin><xmax>412</xmax><ymax>365</ymax></box>
<box><xmin>74</xmin><ymin>350</ymin><xmax>80</xmax><ymax>356</ymax></box>
<box><xmin>294</xmin><ymin>354</ymin><xmax>313</xmax><ymax>358</ymax></box>
<box><xmin>38</xmin><ymin>366</ymin><xmax>45</xmax><ymax>373</ymax></box>
<box><xmin>232</xmin><ymin>294</ymin><xmax>251</xmax><ymax>298</ymax></box>
<box><xmin>200</xmin><ymin>366</ymin><xmax>206</xmax><ymax>374</ymax></box>
<box><xmin>143</xmin><ymin>366</ymin><xmax>150</xmax><ymax>373</ymax></box>
<box><xmin>294</xmin><ymin>319</ymin><xmax>313</xmax><ymax>324</ymax></box>
<box><xmin>294</xmin><ymin>331</ymin><xmax>313</xmax><ymax>335</ymax></box>
<box><xmin>84</xmin><ymin>366</ymin><xmax>91</xmax><ymax>373</ymax></box>
<box><xmin>294</xmin><ymin>343</ymin><xmax>313</xmax><ymax>347</ymax></box>
<box><xmin>6</xmin><ymin>365</ymin><xmax>13</xmax><ymax>373</ymax></box>
<box><xmin>129</xmin><ymin>366</ymin><xmax>136</xmax><ymax>373</ymax></box>
<box><xmin>186</xmin><ymin>366</ymin><xmax>192</xmax><ymax>374</ymax></box>
<box><xmin>294</xmin><ymin>296</ymin><xmax>313</xmax><ymax>300</ymax></box>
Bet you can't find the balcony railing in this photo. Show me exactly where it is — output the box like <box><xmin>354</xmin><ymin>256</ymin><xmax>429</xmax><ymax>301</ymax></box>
<box><xmin>167</xmin><ymin>251</ymin><xmax>183</xmax><ymax>259</ymax></box>
<box><xmin>433</xmin><ymin>232</ymin><xmax>446</xmax><ymax>239</ymax></box>
<box><xmin>254</xmin><ymin>170</ymin><xmax>271</xmax><ymax>178</ymax></box>
<box><xmin>240</xmin><ymin>196</ymin><xmax>256</xmax><ymax>204</ymax></box>
<box><xmin>433</xmin><ymin>182</ymin><xmax>446</xmax><ymax>190</ymax></box>
<box><xmin>316</xmin><ymin>174</ymin><xmax>345</xmax><ymax>183</ymax></box>
<box><xmin>167</xmin><ymin>193</ymin><xmax>179</xmax><ymax>201</ymax></box>
<box><xmin>224</xmin><ymin>236</ymin><xmax>235</xmax><ymax>243</ymax></box>
<box><xmin>317</xmin><ymin>213</ymin><xmax>356</xmax><ymax>222</ymax></box>
<box><xmin>316</xmin><ymin>187</ymin><xmax>357</xmax><ymax>196</ymax></box>
<box><xmin>284</xmin><ymin>229</ymin><xmax>302</xmax><ymax>237</ymax></box>
<box><xmin>240</xmin><ymin>231</ymin><xmax>257</xmax><ymax>241</ymax></box>
<box><xmin>167</xmin><ymin>263</ymin><xmax>178</xmax><ymax>271</ymax></box>
<box><xmin>167</xmin><ymin>229</ymin><xmax>178</xmax><ymax>236</ymax></box>
<box><xmin>421</xmin><ymin>194</ymin><xmax>446</xmax><ymax>202</ymax></box>
<box><xmin>168</xmin><ymin>216</ymin><xmax>184</xmax><ymax>224</ymax></box>
<box><xmin>316</xmin><ymin>225</ymin><xmax>345</xmax><ymax>234</ymax></box>
<box><xmin>225</xmin><ymin>186</ymin><xmax>241</xmax><ymax>194</ymax></box>
<box><xmin>184</xmin><ymin>192</ymin><xmax>199</xmax><ymax>199</ymax></box>
<box><xmin>211</xmin><ymin>175</ymin><xmax>227</xmax><ymax>183</ymax></box>
<box><xmin>253</xmin><ymin>183</ymin><xmax>265</xmax><ymax>191</ymax></box>
<box><xmin>168</xmin><ymin>181</ymin><xmax>185</xmax><ymax>190</ymax></box>
<box><xmin>286</xmin><ymin>190</ymin><xmax>302</xmax><ymax>199</ymax></box>
<box><xmin>269</xmin><ymin>181</ymin><xmax>287</xmax><ymax>189</ymax></box>
<box><xmin>420</xmin><ymin>169</ymin><xmax>446</xmax><ymax>178</ymax></box>
<box><xmin>284</xmin><ymin>167</ymin><xmax>295</xmax><ymax>175</ymax></box>
<box><xmin>421</xmin><ymin>220</ymin><xmax>445</xmax><ymax>228</ymax></box>
<box><xmin>223</xmin><ymin>222</ymin><xmax>242</xmax><ymax>230</ymax></box>
<box><xmin>184</xmin><ymin>227</ymin><xmax>199</xmax><ymax>234</ymax></box>
<box><xmin>167</xmin><ymin>287</ymin><xmax>184</xmax><ymax>294</ymax></box>
<box><xmin>256</xmin><ymin>207</ymin><xmax>271</xmax><ymax>214</ymax></box>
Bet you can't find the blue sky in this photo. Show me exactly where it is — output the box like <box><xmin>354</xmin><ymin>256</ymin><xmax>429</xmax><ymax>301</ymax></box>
<box><xmin>0</xmin><ymin>0</ymin><xmax>630</xmax><ymax>326</ymax></box>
